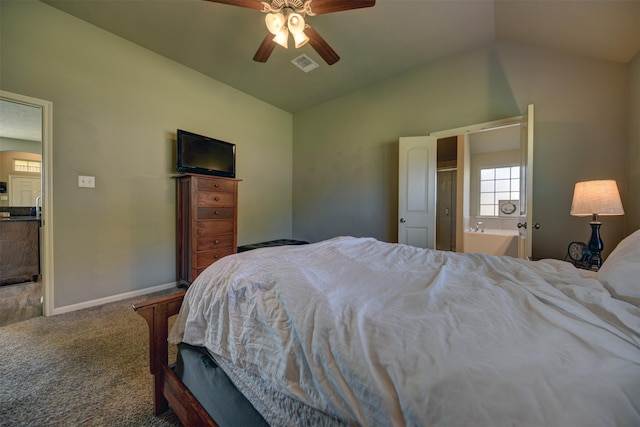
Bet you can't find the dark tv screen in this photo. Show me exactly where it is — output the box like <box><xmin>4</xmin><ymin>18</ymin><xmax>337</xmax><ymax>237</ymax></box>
<box><xmin>177</xmin><ymin>129</ymin><xmax>235</xmax><ymax>178</ymax></box>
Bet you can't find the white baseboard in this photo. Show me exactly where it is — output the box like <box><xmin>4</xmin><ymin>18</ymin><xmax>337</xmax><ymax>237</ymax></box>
<box><xmin>51</xmin><ymin>282</ymin><xmax>179</xmax><ymax>316</ymax></box>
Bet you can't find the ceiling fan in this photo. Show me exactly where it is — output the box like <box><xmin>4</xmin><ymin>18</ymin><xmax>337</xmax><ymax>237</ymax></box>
<box><xmin>204</xmin><ymin>0</ymin><xmax>376</xmax><ymax>65</ymax></box>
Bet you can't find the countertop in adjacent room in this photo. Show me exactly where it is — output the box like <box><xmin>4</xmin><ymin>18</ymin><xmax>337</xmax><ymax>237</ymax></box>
<box><xmin>0</xmin><ymin>216</ymin><xmax>41</xmax><ymax>222</ymax></box>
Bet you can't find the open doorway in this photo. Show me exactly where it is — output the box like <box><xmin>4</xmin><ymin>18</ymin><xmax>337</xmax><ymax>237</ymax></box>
<box><xmin>436</xmin><ymin>136</ymin><xmax>458</xmax><ymax>251</ymax></box>
<box><xmin>398</xmin><ymin>105</ymin><xmax>535</xmax><ymax>259</ymax></box>
<box><xmin>0</xmin><ymin>91</ymin><xmax>53</xmax><ymax>324</ymax></box>
<box><xmin>431</xmin><ymin>107</ymin><xmax>534</xmax><ymax>258</ymax></box>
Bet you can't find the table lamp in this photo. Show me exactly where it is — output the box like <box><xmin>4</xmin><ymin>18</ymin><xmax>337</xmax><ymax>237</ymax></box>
<box><xmin>570</xmin><ymin>180</ymin><xmax>625</xmax><ymax>269</ymax></box>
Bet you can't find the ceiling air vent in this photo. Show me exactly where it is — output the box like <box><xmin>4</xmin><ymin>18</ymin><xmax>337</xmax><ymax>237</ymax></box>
<box><xmin>291</xmin><ymin>54</ymin><xmax>319</xmax><ymax>73</ymax></box>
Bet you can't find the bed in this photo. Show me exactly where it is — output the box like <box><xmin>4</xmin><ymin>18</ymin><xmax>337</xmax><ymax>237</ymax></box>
<box><xmin>135</xmin><ymin>231</ymin><xmax>640</xmax><ymax>426</ymax></box>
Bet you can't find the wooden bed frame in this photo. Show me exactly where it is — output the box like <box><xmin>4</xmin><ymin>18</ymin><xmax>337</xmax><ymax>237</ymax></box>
<box><xmin>133</xmin><ymin>291</ymin><xmax>218</xmax><ymax>427</ymax></box>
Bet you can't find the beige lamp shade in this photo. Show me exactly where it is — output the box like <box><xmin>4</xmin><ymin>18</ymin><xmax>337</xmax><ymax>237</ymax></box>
<box><xmin>287</xmin><ymin>13</ymin><xmax>306</xmax><ymax>34</ymax></box>
<box><xmin>273</xmin><ymin>26</ymin><xmax>289</xmax><ymax>48</ymax></box>
<box><xmin>265</xmin><ymin>13</ymin><xmax>285</xmax><ymax>35</ymax></box>
<box><xmin>293</xmin><ymin>31</ymin><xmax>309</xmax><ymax>48</ymax></box>
<box><xmin>570</xmin><ymin>180</ymin><xmax>625</xmax><ymax>217</ymax></box>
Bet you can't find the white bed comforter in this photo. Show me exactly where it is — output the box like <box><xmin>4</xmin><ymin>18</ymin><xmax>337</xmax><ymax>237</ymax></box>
<box><xmin>169</xmin><ymin>236</ymin><xmax>640</xmax><ymax>427</ymax></box>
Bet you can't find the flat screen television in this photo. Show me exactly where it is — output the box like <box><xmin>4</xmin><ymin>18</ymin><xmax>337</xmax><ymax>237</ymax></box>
<box><xmin>177</xmin><ymin>129</ymin><xmax>236</xmax><ymax>178</ymax></box>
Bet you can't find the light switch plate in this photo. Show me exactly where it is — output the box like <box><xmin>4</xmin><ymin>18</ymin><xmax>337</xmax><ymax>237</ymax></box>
<box><xmin>78</xmin><ymin>175</ymin><xmax>95</xmax><ymax>188</ymax></box>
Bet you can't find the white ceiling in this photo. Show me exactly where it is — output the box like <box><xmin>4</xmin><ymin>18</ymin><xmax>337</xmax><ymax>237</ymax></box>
<box><xmin>0</xmin><ymin>100</ymin><xmax>43</xmax><ymax>142</ymax></box>
<box><xmin>23</xmin><ymin>0</ymin><xmax>640</xmax><ymax>115</ymax></box>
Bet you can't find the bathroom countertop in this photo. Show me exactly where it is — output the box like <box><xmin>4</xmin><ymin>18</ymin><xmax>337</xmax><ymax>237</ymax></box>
<box><xmin>0</xmin><ymin>216</ymin><xmax>41</xmax><ymax>222</ymax></box>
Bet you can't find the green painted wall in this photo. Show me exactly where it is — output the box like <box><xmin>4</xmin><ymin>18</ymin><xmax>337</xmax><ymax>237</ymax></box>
<box><xmin>2</xmin><ymin>2</ymin><xmax>636</xmax><ymax>311</ymax></box>
<box><xmin>1</xmin><ymin>2</ymin><xmax>293</xmax><ymax>309</ymax></box>
<box><xmin>293</xmin><ymin>42</ymin><xmax>632</xmax><ymax>260</ymax></box>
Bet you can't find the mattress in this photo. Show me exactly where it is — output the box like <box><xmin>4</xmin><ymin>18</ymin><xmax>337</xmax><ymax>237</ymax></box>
<box><xmin>174</xmin><ymin>343</ymin><xmax>268</xmax><ymax>426</ymax></box>
<box><xmin>175</xmin><ymin>343</ymin><xmax>349</xmax><ymax>426</ymax></box>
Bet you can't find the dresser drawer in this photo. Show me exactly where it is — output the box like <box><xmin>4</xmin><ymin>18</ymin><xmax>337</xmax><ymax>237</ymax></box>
<box><xmin>196</xmin><ymin>248</ymin><xmax>235</xmax><ymax>268</ymax></box>
<box><xmin>198</xmin><ymin>191</ymin><xmax>235</xmax><ymax>207</ymax></box>
<box><xmin>197</xmin><ymin>207</ymin><xmax>234</xmax><ymax>220</ymax></box>
<box><xmin>196</xmin><ymin>219</ymin><xmax>234</xmax><ymax>236</ymax></box>
<box><xmin>197</xmin><ymin>234</ymin><xmax>234</xmax><ymax>251</ymax></box>
<box><xmin>197</xmin><ymin>178</ymin><xmax>235</xmax><ymax>193</ymax></box>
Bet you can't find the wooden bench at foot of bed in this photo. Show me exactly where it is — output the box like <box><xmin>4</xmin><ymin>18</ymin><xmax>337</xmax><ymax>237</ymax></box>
<box><xmin>133</xmin><ymin>291</ymin><xmax>218</xmax><ymax>427</ymax></box>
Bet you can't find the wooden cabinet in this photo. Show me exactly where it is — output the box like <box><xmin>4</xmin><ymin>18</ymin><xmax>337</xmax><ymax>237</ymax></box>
<box><xmin>176</xmin><ymin>174</ymin><xmax>239</xmax><ymax>286</ymax></box>
<box><xmin>0</xmin><ymin>219</ymin><xmax>40</xmax><ymax>286</ymax></box>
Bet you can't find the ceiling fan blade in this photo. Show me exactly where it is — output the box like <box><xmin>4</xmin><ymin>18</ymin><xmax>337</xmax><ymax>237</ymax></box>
<box><xmin>253</xmin><ymin>33</ymin><xmax>277</xmax><ymax>63</ymax></box>
<box><xmin>308</xmin><ymin>0</ymin><xmax>375</xmax><ymax>15</ymax></box>
<box><xmin>202</xmin><ymin>0</ymin><xmax>264</xmax><ymax>11</ymax></box>
<box><xmin>305</xmin><ymin>25</ymin><xmax>340</xmax><ymax>65</ymax></box>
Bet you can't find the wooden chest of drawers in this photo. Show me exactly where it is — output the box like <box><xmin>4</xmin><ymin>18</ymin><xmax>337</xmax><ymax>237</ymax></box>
<box><xmin>176</xmin><ymin>174</ymin><xmax>239</xmax><ymax>286</ymax></box>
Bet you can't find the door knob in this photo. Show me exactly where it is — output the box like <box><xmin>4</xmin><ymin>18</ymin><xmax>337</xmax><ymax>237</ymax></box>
<box><xmin>400</xmin><ymin>218</ymin><xmax>406</xmax><ymax>223</ymax></box>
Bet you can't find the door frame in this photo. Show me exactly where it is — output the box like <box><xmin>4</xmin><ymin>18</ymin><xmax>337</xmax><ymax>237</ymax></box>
<box><xmin>1</xmin><ymin>90</ymin><xmax>54</xmax><ymax>316</ymax></box>
<box><xmin>429</xmin><ymin>105</ymin><xmax>534</xmax><ymax>258</ymax></box>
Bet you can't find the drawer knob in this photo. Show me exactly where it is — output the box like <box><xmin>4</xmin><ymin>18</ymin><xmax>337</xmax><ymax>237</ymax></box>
<box><xmin>214</xmin><ymin>254</ymin><xmax>220</xmax><ymax>259</ymax></box>
<box><xmin>214</xmin><ymin>184</ymin><xmax>220</xmax><ymax>188</ymax></box>
<box><xmin>214</xmin><ymin>197</ymin><xmax>220</xmax><ymax>201</ymax></box>
<box><xmin>214</xmin><ymin>211</ymin><xmax>220</xmax><ymax>215</ymax></box>
<box><xmin>214</xmin><ymin>240</ymin><xmax>219</xmax><ymax>244</ymax></box>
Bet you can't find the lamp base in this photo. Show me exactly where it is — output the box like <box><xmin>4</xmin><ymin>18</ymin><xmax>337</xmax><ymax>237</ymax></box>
<box><xmin>587</xmin><ymin>221</ymin><xmax>603</xmax><ymax>270</ymax></box>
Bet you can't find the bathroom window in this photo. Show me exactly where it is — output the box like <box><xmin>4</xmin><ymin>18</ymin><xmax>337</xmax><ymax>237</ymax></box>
<box><xmin>479</xmin><ymin>166</ymin><xmax>520</xmax><ymax>216</ymax></box>
<box><xmin>13</xmin><ymin>159</ymin><xmax>41</xmax><ymax>173</ymax></box>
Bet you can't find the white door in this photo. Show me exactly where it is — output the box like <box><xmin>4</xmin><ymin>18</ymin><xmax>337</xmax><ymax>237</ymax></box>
<box><xmin>9</xmin><ymin>175</ymin><xmax>41</xmax><ymax>206</ymax></box>
<box><xmin>518</xmin><ymin>104</ymin><xmax>535</xmax><ymax>259</ymax></box>
<box><xmin>398</xmin><ymin>136</ymin><xmax>437</xmax><ymax>248</ymax></box>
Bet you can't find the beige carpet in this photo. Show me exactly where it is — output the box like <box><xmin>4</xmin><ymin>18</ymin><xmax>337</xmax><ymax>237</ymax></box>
<box><xmin>0</xmin><ymin>281</ymin><xmax>43</xmax><ymax>326</ymax></box>
<box><xmin>0</xmin><ymin>289</ymin><xmax>183</xmax><ymax>426</ymax></box>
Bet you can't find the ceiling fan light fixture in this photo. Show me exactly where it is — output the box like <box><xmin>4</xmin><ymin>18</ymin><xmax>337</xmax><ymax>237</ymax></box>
<box><xmin>207</xmin><ymin>0</ymin><xmax>376</xmax><ymax>64</ymax></box>
<box><xmin>273</xmin><ymin>26</ymin><xmax>289</xmax><ymax>48</ymax></box>
<box><xmin>287</xmin><ymin>13</ymin><xmax>305</xmax><ymax>34</ymax></box>
<box><xmin>293</xmin><ymin>30</ymin><xmax>309</xmax><ymax>48</ymax></box>
<box><xmin>265</xmin><ymin>12</ymin><xmax>285</xmax><ymax>35</ymax></box>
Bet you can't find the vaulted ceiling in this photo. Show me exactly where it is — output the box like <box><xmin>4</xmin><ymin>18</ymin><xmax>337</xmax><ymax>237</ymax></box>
<box><xmin>36</xmin><ymin>0</ymin><xmax>640</xmax><ymax>113</ymax></box>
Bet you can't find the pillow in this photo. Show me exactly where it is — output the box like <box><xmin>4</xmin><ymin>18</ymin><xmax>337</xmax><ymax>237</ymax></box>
<box><xmin>598</xmin><ymin>229</ymin><xmax>640</xmax><ymax>299</ymax></box>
